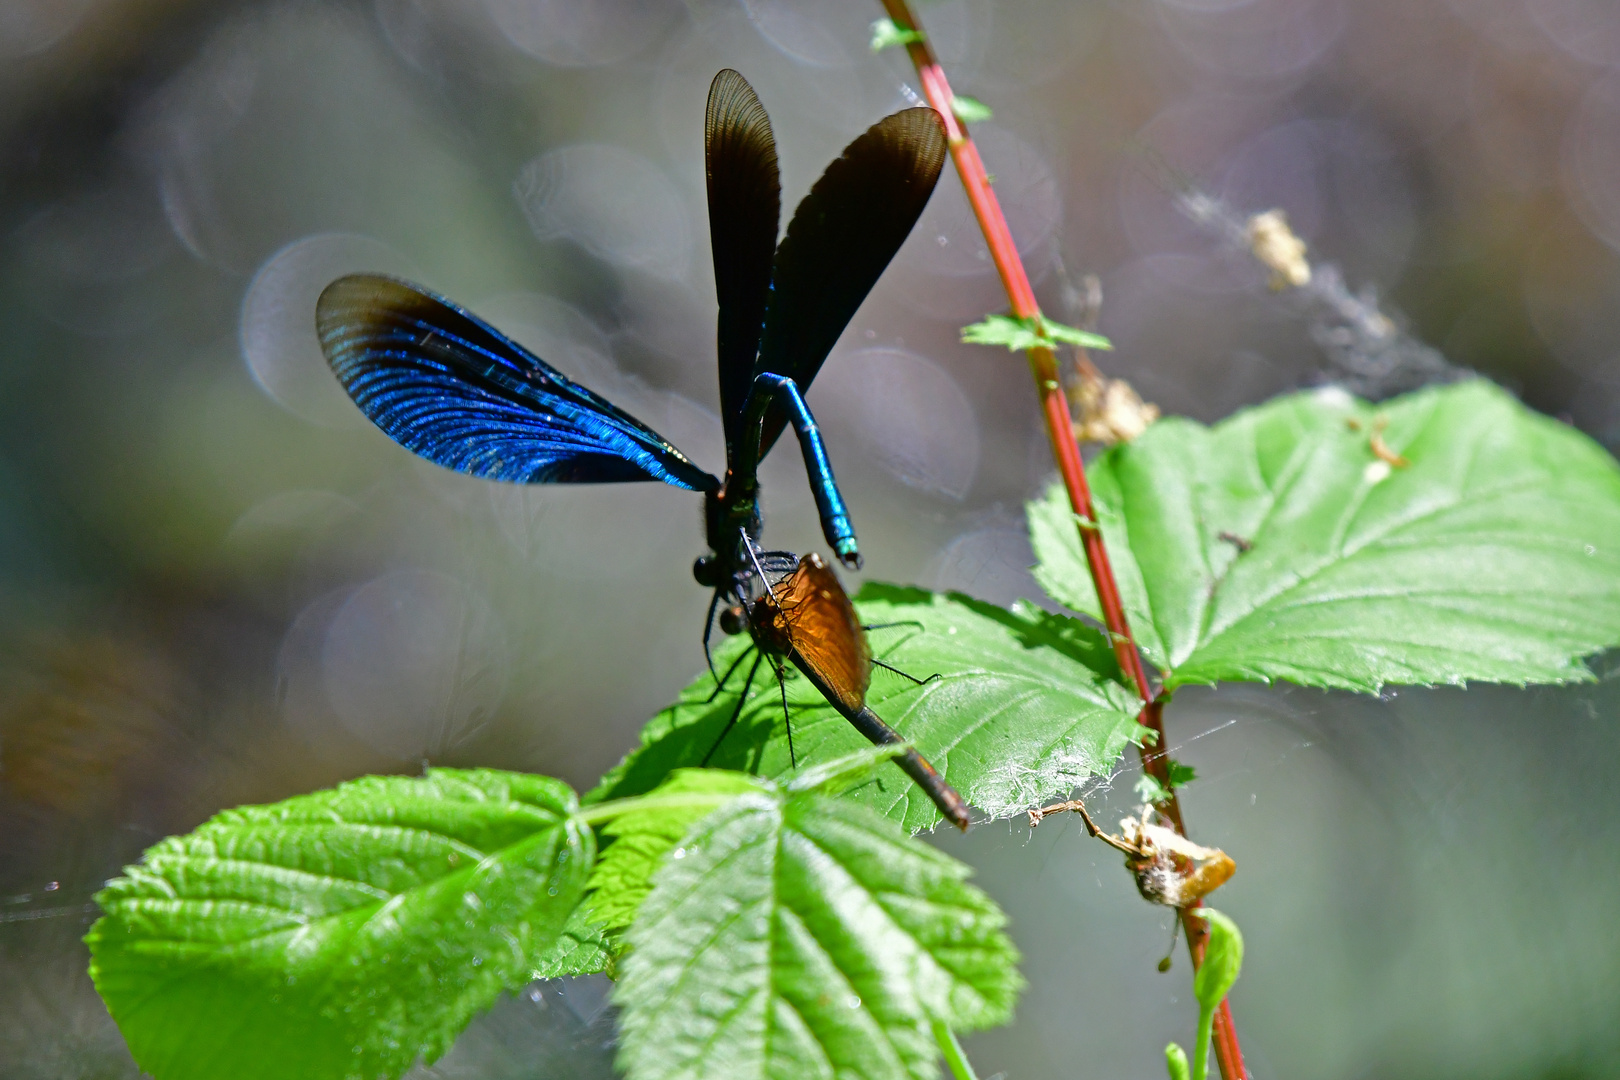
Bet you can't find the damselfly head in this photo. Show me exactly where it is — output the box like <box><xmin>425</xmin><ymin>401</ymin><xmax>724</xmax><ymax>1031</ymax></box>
<box><xmin>719</xmin><ymin>604</ymin><xmax>749</xmax><ymax>636</ymax></box>
<box><xmin>692</xmin><ymin>554</ymin><xmax>722</xmax><ymax>589</ymax></box>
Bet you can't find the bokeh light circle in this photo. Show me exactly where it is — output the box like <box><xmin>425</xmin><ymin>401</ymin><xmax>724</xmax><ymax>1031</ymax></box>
<box><xmin>482</xmin><ymin>0</ymin><xmax>682</xmax><ymax>66</ymax></box>
<box><xmin>1155</xmin><ymin>0</ymin><xmax>1347</xmax><ymax>85</ymax></box>
<box><xmin>928</xmin><ymin>525</ymin><xmax>1040</xmax><ymax>607</ymax></box>
<box><xmin>321</xmin><ymin>570</ymin><xmax>510</xmax><ymax>761</ymax></box>
<box><xmin>1524</xmin><ymin>224</ymin><xmax>1620</xmax><ymax>387</ymax></box>
<box><xmin>1528</xmin><ymin>0</ymin><xmax>1620</xmax><ymax>68</ymax></box>
<box><xmin>514</xmin><ymin>143</ymin><xmax>694</xmax><ymax>279</ymax></box>
<box><xmin>240</xmin><ymin>232</ymin><xmax>416</xmax><ymax>427</ymax></box>
<box><xmin>1563</xmin><ymin>72</ymin><xmax>1620</xmax><ymax>253</ymax></box>
<box><xmin>897</xmin><ymin>125</ymin><xmax>1060</xmax><ymax>278</ymax></box>
<box><xmin>818</xmin><ymin>347</ymin><xmax>980</xmax><ymax>499</ymax></box>
<box><xmin>0</xmin><ymin>0</ymin><xmax>94</xmax><ymax>58</ymax></box>
<box><xmin>15</xmin><ymin>189</ymin><xmax>178</xmax><ymax>335</ymax></box>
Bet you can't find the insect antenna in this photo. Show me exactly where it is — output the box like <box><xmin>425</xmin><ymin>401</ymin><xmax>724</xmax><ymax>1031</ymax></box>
<box><xmin>871</xmin><ymin>658</ymin><xmax>942</xmax><ymax>687</ymax></box>
<box><xmin>702</xmin><ymin>651</ymin><xmax>764</xmax><ymax>766</ymax></box>
<box><xmin>741</xmin><ymin>528</ymin><xmax>782</xmax><ymax>607</ymax></box>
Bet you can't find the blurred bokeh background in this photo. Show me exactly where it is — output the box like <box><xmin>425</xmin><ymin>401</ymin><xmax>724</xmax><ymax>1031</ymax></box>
<box><xmin>2</xmin><ymin>0</ymin><xmax>1618</xmax><ymax>1077</ymax></box>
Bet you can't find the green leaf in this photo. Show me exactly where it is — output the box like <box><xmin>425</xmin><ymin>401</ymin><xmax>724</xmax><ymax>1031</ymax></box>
<box><xmin>1134</xmin><ymin>773</ymin><xmax>1170</xmax><ymax>804</ymax></box>
<box><xmin>789</xmin><ymin>745</ymin><xmax>911</xmax><ymax>797</ymax></box>
<box><xmin>613</xmin><ymin>781</ymin><xmax>1021</xmax><ymax>1080</ymax></box>
<box><xmin>87</xmin><ymin>769</ymin><xmax>592</xmax><ymax>1080</ymax></box>
<box><xmin>1030</xmin><ymin>381</ymin><xmax>1620</xmax><ymax>692</ymax></box>
<box><xmin>951</xmin><ymin>95</ymin><xmax>993</xmax><ymax>123</ymax></box>
<box><xmin>1191</xmin><ymin>909</ymin><xmax>1243</xmax><ymax>1009</ymax></box>
<box><xmin>588</xmin><ymin>586</ymin><xmax>1142</xmax><ymax>831</ymax></box>
<box><xmin>870</xmin><ymin>17</ymin><xmax>925</xmax><ymax>51</ymax></box>
<box><xmin>587</xmin><ymin>769</ymin><xmax>766</xmax><ymax>934</ymax></box>
<box><xmin>1134</xmin><ymin>759</ymin><xmax>1196</xmax><ymax>804</ymax></box>
<box><xmin>961</xmin><ymin>313</ymin><xmax>1112</xmax><ymax>353</ymax></box>
<box><xmin>530</xmin><ymin>901</ymin><xmax>614</xmax><ymax>979</ymax></box>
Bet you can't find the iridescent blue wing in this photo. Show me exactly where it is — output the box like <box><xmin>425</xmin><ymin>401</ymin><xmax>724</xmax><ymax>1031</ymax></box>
<box><xmin>750</xmin><ymin>107</ymin><xmax>947</xmax><ymax>460</ymax></box>
<box><xmin>317</xmin><ymin>274</ymin><xmax>718</xmax><ymax>491</ymax></box>
<box><xmin>705</xmin><ymin>69</ymin><xmax>780</xmax><ymax>458</ymax></box>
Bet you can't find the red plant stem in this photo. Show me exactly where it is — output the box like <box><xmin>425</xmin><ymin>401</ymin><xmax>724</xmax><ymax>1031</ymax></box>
<box><xmin>878</xmin><ymin>5</ymin><xmax>1247</xmax><ymax>1078</ymax></box>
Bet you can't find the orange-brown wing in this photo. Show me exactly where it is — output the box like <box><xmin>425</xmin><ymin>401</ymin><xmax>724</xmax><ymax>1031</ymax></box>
<box><xmin>775</xmin><ymin>553</ymin><xmax>871</xmax><ymax>713</ymax></box>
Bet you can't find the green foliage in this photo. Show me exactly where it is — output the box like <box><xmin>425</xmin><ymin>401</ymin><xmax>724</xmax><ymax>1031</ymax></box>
<box><xmin>87</xmin><ymin>770</ymin><xmax>592</xmax><ymax>1080</ymax></box>
<box><xmin>1193</xmin><ymin>909</ymin><xmax>1243</xmax><ymax>1010</ymax></box>
<box><xmin>1135</xmin><ymin>773</ymin><xmax>1170</xmax><ymax>804</ymax></box>
<box><xmin>87</xmin><ymin>756</ymin><xmax>1027</xmax><ymax>1080</ymax></box>
<box><xmin>961</xmin><ymin>312</ymin><xmax>1112</xmax><ymax>353</ymax></box>
<box><xmin>530</xmin><ymin>902</ymin><xmax>614</xmax><ymax>979</ymax></box>
<box><xmin>1136</xmin><ymin>759</ymin><xmax>1198</xmax><ymax>804</ymax></box>
<box><xmin>790</xmin><ymin>743</ymin><xmax>914</xmax><ymax>794</ymax></box>
<box><xmin>613</xmin><ymin>759</ymin><xmax>1022</xmax><ymax>1080</ymax></box>
<box><xmin>1030</xmin><ymin>381</ymin><xmax>1620</xmax><ymax>692</ymax></box>
<box><xmin>88</xmin><ymin>367</ymin><xmax>1620</xmax><ymax>1080</ymax></box>
<box><xmin>84</xmin><ymin>25</ymin><xmax>1620</xmax><ymax>1080</ymax></box>
<box><xmin>1165</xmin><ymin>1042</ymin><xmax>1191</xmax><ymax>1080</ymax></box>
<box><xmin>936</xmin><ymin>1020</ymin><xmax>981</xmax><ymax>1080</ymax></box>
<box><xmin>1183</xmin><ymin>909</ymin><xmax>1243</xmax><ymax>1080</ymax></box>
<box><xmin>587</xmin><ymin>769</ymin><xmax>766</xmax><ymax>934</ymax></box>
<box><xmin>952</xmin><ymin>95</ymin><xmax>993</xmax><ymax>123</ymax></box>
<box><xmin>869</xmin><ymin>17</ymin><xmax>925</xmax><ymax>51</ymax></box>
<box><xmin>588</xmin><ymin>585</ymin><xmax>1142</xmax><ymax>830</ymax></box>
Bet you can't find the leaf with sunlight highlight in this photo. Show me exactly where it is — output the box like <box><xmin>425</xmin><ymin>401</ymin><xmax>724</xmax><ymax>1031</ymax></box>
<box><xmin>587</xmin><ymin>769</ymin><xmax>767</xmax><ymax>935</ymax></box>
<box><xmin>1030</xmin><ymin>380</ymin><xmax>1620</xmax><ymax>692</ymax></box>
<box><xmin>590</xmin><ymin>586</ymin><xmax>1142</xmax><ymax>831</ymax></box>
<box><xmin>613</xmin><ymin>757</ymin><xmax>1021</xmax><ymax>1080</ymax></box>
<box><xmin>87</xmin><ymin>770</ymin><xmax>591</xmax><ymax>1080</ymax></box>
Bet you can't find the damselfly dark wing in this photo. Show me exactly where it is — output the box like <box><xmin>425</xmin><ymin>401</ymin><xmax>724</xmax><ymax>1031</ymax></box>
<box><xmin>318</xmin><ymin>274</ymin><xmax>718</xmax><ymax>491</ymax></box>
<box><xmin>705</xmin><ymin>69</ymin><xmax>780</xmax><ymax>456</ymax></box>
<box><xmin>750</xmin><ymin>107</ymin><xmax>948</xmax><ymax>459</ymax></box>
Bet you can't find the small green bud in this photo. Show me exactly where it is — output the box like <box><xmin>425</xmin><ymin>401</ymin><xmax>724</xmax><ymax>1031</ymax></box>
<box><xmin>1191</xmin><ymin>908</ymin><xmax>1243</xmax><ymax>1010</ymax></box>
<box><xmin>1165</xmin><ymin>1042</ymin><xmax>1190</xmax><ymax>1080</ymax></box>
